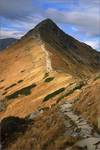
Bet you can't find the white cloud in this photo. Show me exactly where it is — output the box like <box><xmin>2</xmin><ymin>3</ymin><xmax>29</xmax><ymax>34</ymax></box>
<box><xmin>0</xmin><ymin>15</ymin><xmax>44</xmax><ymax>39</ymax></box>
<box><xmin>0</xmin><ymin>28</ymin><xmax>24</xmax><ymax>39</ymax></box>
<box><xmin>13</xmin><ymin>15</ymin><xmax>44</xmax><ymax>30</ymax></box>
<box><xmin>45</xmin><ymin>7</ymin><xmax>100</xmax><ymax>36</ymax></box>
<box><xmin>85</xmin><ymin>38</ymin><xmax>100</xmax><ymax>50</ymax></box>
<box><xmin>0</xmin><ymin>0</ymin><xmax>100</xmax><ymax>51</ymax></box>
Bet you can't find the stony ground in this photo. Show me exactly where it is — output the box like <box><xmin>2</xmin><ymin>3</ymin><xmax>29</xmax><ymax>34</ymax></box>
<box><xmin>59</xmin><ymin>100</ymin><xmax>100</xmax><ymax>150</ymax></box>
<box><xmin>1</xmin><ymin>99</ymin><xmax>100</xmax><ymax>150</ymax></box>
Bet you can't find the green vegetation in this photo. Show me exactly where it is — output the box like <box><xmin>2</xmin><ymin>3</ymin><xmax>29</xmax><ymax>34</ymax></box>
<box><xmin>2</xmin><ymin>91</ymin><xmax>7</xmax><ymax>95</ymax></box>
<box><xmin>17</xmin><ymin>80</ymin><xmax>23</xmax><ymax>83</ymax></box>
<box><xmin>58</xmin><ymin>81</ymin><xmax>85</xmax><ymax>101</ymax></box>
<box><xmin>94</xmin><ymin>74</ymin><xmax>100</xmax><ymax>81</ymax></box>
<box><xmin>44</xmin><ymin>77</ymin><xmax>54</xmax><ymax>82</ymax></box>
<box><xmin>4</xmin><ymin>80</ymin><xmax>24</xmax><ymax>92</ymax></box>
<box><xmin>69</xmin><ymin>81</ymin><xmax>85</xmax><ymax>91</ymax></box>
<box><xmin>43</xmin><ymin>72</ymin><xmax>49</xmax><ymax>79</ymax></box>
<box><xmin>6</xmin><ymin>83</ymin><xmax>37</xmax><ymax>100</ymax></box>
<box><xmin>0</xmin><ymin>79</ymin><xmax>4</xmax><ymax>83</ymax></box>
<box><xmin>63</xmin><ymin>44</ymin><xmax>68</xmax><ymax>49</ymax></box>
<box><xmin>1</xmin><ymin>116</ymin><xmax>30</xmax><ymax>148</ymax></box>
<box><xmin>4</xmin><ymin>83</ymin><xmax>17</xmax><ymax>91</ymax></box>
<box><xmin>0</xmin><ymin>84</ymin><xmax>36</xmax><ymax>112</ymax></box>
<box><xmin>43</xmin><ymin>88</ymin><xmax>65</xmax><ymax>102</ymax></box>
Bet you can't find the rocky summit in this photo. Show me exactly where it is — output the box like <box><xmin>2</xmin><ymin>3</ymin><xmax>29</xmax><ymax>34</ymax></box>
<box><xmin>0</xmin><ymin>19</ymin><xmax>100</xmax><ymax>150</ymax></box>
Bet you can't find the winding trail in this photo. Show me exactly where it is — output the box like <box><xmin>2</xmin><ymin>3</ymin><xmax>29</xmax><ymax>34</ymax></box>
<box><xmin>41</xmin><ymin>44</ymin><xmax>53</xmax><ymax>72</ymax></box>
<box><xmin>59</xmin><ymin>101</ymin><xmax>100</xmax><ymax>150</ymax></box>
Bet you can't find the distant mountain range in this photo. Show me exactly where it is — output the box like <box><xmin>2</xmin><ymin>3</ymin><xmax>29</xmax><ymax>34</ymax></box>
<box><xmin>0</xmin><ymin>19</ymin><xmax>100</xmax><ymax>150</ymax></box>
<box><xmin>0</xmin><ymin>38</ymin><xmax>17</xmax><ymax>50</ymax></box>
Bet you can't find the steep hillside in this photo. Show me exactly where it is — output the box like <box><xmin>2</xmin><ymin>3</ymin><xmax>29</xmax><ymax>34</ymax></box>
<box><xmin>74</xmin><ymin>74</ymin><xmax>100</xmax><ymax>129</ymax></box>
<box><xmin>0</xmin><ymin>18</ymin><xmax>100</xmax><ymax>119</ymax></box>
<box><xmin>0</xmin><ymin>19</ymin><xmax>100</xmax><ymax>150</ymax></box>
<box><xmin>25</xmin><ymin>19</ymin><xmax>100</xmax><ymax>77</ymax></box>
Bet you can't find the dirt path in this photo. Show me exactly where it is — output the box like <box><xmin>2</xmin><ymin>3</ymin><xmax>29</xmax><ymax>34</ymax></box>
<box><xmin>59</xmin><ymin>101</ymin><xmax>100</xmax><ymax>150</ymax></box>
<box><xmin>41</xmin><ymin>44</ymin><xmax>53</xmax><ymax>72</ymax></box>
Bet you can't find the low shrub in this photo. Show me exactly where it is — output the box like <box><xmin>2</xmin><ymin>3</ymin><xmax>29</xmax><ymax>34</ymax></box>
<box><xmin>0</xmin><ymin>79</ymin><xmax>4</xmax><ymax>83</ymax></box>
<box><xmin>17</xmin><ymin>80</ymin><xmax>23</xmax><ymax>83</ymax></box>
<box><xmin>0</xmin><ymin>116</ymin><xmax>29</xmax><ymax>148</ymax></box>
<box><xmin>43</xmin><ymin>88</ymin><xmax>65</xmax><ymax>102</ymax></box>
<box><xmin>58</xmin><ymin>81</ymin><xmax>85</xmax><ymax>101</ymax></box>
<box><xmin>94</xmin><ymin>74</ymin><xmax>100</xmax><ymax>81</ymax></box>
<box><xmin>4</xmin><ymin>83</ymin><xmax>17</xmax><ymax>91</ymax></box>
<box><xmin>6</xmin><ymin>83</ymin><xmax>37</xmax><ymax>100</ymax></box>
<box><xmin>2</xmin><ymin>92</ymin><xmax>7</xmax><ymax>96</ymax></box>
<box><xmin>43</xmin><ymin>72</ymin><xmax>49</xmax><ymax>79</ymax></box>
<box><xmin>44</xmin><ymin>77</ymin><xmax>54</xmax><ymax>82</ymax></box>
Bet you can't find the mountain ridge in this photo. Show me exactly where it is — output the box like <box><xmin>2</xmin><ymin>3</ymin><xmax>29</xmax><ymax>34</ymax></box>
<box><xmin>0</xmin><ymin>18</ymin><xmax>100</xmax><ymax>150</ymax></box>
<box><xmin>24</xmin><ymin>18</ymin><xmax>99</xmax><ymax>53</ymax></box>
<box><xmin>21</xmin><ymin>19</ymin><xmax>100</xmax><ymax>77</ymax></box>
<box><xmin>0</xmin><ymin>18</ymin><xmax>99</xmax><ymax>118</ymax></box>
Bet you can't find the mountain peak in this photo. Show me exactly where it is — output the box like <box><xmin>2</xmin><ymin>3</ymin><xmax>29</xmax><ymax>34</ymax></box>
<box><xmin>34</xmin><ymin>18</ymin><xmax>57</xmax><ymax>30</ymax></box>
<box><xmin>25</xmin><ymin>18</ymin><xmax>58</xmax><ymax>38</ymax></box>
<box><xmin>25</xmin><ymin>18</ymin><xmax>78</xmax><ymax>45</ymax></box>
<box><xmin>37</xmin><ymin>18</ymin><xmax>55</xmax><ymax>25</ymax></box>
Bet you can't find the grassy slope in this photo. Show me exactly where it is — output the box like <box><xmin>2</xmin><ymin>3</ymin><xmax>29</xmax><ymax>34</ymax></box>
<box><xmin>1</xmin><ymin>107</ymin><xmax>79</xmax><ymax>150</ymax></box>
<box><xmin>74</xmin><ymin>77</ymin><xmax>100</xmax><ymax>128</ymax></box>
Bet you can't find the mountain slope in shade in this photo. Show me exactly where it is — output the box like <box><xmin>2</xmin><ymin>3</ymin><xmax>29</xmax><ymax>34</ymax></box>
<box><xmin>0</xmin><ymin>38</ymin><xmax>17</xmax><ymax>51</ymax></box>
<box><xmin>0</xmin><ymin>19</ymin><xmax>100</xmax><ymax>150</ymax></box>
<box><xmin>24</xmin><ymin>19</ymin><xmax>100</xmax><ymax>77</ymax></box>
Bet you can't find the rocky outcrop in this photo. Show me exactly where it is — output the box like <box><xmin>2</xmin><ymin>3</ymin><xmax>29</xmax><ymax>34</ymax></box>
<box><xmin>59</xmin><ymin>100</ymin><xmax>100</xmax><ymax>150</ymax></box>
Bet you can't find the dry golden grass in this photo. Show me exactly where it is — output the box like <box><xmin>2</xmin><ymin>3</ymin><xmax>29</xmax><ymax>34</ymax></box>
<box><xmin>2</xmin><ymin>107</ymin><xmax>79</xmax><ymax>150</ymax></box>
<box><xmin>0</xmin><ymin>29</ymin><xmax>100</xmax><ymax>121</ymax></box>
<box><xmin>0</xmin><ymin>20</ymin><xmax>100</xmax><ymax>150</ymax></box>
<box><xmin>74</xmin><ymin>79</ymin><xmax>100</xmax><ymax>128</ymax></box>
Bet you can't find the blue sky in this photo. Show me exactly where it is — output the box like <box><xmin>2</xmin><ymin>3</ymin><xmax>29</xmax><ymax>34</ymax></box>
<box><xmin>0</xmin><ymin>0</ymin><xmax>100</xmax><ymax>50</ymax></box>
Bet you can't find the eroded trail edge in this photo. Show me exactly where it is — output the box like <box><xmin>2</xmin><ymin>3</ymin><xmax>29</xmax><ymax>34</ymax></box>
<box><xmin>41</xmin><ymin>44</ymin><xmax>53</xmax><ymax>72</ymax></box>
<box><xmin>59</xmin><ymin>101</ymin><xmax>100</xmax><ymax>150</ymax></box>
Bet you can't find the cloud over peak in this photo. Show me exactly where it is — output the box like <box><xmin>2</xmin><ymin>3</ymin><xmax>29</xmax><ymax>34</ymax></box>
<box><xmin>0</xmin><ymin>0</ymin><xmax>100</xmax><ymax>50</ymax></box>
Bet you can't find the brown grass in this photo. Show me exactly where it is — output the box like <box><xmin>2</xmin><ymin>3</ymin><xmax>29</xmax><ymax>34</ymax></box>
<box><xmin>74</xmin><ymin>79</ymin><xmax>100</xmax><ymax>129</ymax></box>
<box><xmin>3</xmin><ymin>107</ymin><xmax>78</xmax><ymax>150</ymax></box>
